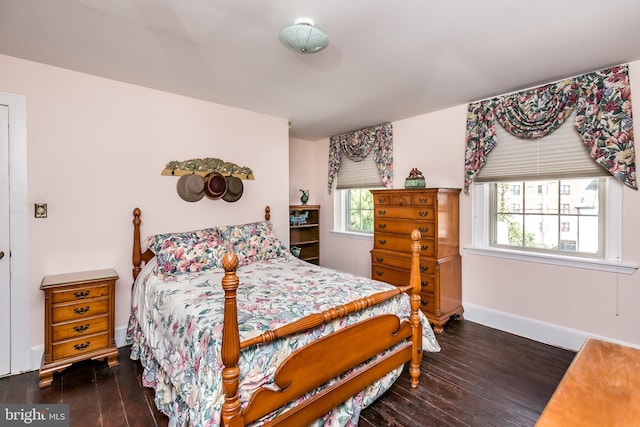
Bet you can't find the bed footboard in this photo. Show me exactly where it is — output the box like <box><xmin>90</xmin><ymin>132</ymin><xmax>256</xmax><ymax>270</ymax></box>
<box><xmin>220</xmin><ymin>230</ymin><xmax>424</xmax><ymax>427</ymax></box>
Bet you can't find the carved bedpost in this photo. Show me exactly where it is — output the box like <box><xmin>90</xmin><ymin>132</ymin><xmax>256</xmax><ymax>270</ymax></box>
<box><xmin>264</xmin><ymin>205</ymin><xmax>271</xmax><ymax>221</ymax></box>
<box><xmin>132</xmin><ymin>208</ymin><xmax>143</xmax><ymax>283</ymax></box>
<box><xmin>409</xmin><ymin>229</ymin><xmax>423</xmax><ymax>388</ymax></box>
<box><xmin>220</xmin><ymin>252</ymin><xmax>243</xmax><ymax>427</ymax></box>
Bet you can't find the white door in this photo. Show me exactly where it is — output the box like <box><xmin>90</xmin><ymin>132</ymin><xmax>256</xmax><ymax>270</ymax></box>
<box><xmin>0</xmin><ymin>104</ymin><xmax>10</xmax><ymax>375</ymax></box>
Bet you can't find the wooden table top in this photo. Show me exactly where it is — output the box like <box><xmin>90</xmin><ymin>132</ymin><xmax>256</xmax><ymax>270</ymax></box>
<box><xmin>536</xmin><ymin>337</ymin><xmax>640</xmax><ymax>426</ymax></box>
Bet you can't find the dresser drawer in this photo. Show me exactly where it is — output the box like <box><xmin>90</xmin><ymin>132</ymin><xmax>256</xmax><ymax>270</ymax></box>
<box><xmin>52</xmin><ymin>315</ymin><xmax>109</xmax><ymax>342</ymax></box>
<box><xmin>52</xmin><ymin>333</ymin><xmax>109</xmax><ymax>360</ymax></box>
<box><xmin>419</xmin><ymin>292</ymin><xmax>436</xmax><ymax>314</ymax></box>
<box><xmin>371</xmin><ymin>264</ymin><xmax>436</xmax><ymax>293</ymax></box>
<box><xmin>52</xmin><ymin>283</ymin><xmax>110</xmax><ymax>304</ymax></box>
<box><xmin>371</xmin><ymin>250</ymin><xmax>437</xmax><ymax>274</ymax></box>
<box><xmin>374</xmin><ymin>218</ymin><xmax>436</xmax><ymax>238</ymax></box>
<box><xmin>374</xmin><ymin>232</ymin><xmax>436</xmax><ymax>256</ymax></box>
<box><xmin>375</xmin><ymin>206</ymin><xmax>435</xmax><ymax>220</ymax></box>
<box><xmin>52</xmin><ymin>298</ymin><xmax>109</xmax><ymax>323</ymax></box>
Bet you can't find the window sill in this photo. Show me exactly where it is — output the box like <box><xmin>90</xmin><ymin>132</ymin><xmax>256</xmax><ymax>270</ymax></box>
<box><xmin>330</xmin><ymin>230</ymin><xmax>373</xmax><ymax>241</ymax></box>
<box><xmin>463</xmin><ymin>246</ymin><xmax>638</xmax><ymax>275</ymax></box>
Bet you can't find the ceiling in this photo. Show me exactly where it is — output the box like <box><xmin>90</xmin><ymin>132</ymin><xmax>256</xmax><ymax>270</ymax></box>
<box><xmin>1</xmin><ymin>0</ymin><xmax>640</xmax><ymax>141</ymax></box>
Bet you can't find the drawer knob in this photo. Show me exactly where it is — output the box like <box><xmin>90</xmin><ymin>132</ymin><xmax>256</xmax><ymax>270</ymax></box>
<box><xmin>419</xmin><ymin>211</ymin><xmax>429</xmax><ymax>217</ymax></box>
<box><xmin>73</xmin><ymin>324</ymin><xmax>90</xmax><ymax>333</ymax></box>
<box><xmin>419</xmin><ymin>227</ymin><xmax>429</xmax><ymax>233</ymax></box>
<box><xmin>73</xmin><ymin>290</ymin><xmax>90</xmax><ymax>299</ymax></box>
<box><xmin>421</xmin><ymin>245</ymin><xmax>429</xmax><ymax>251</ymax></box>
<box><xmin>420</xmin><ymin>265</ymin><xmax>429</xmax><ymax>272</ymax></box>
<box><xmin>419</xmin><ymin>198</ymin><xmax>427</xmax><ymax>203</ymax></box>
<box><xmin>376</xmin><ymin>257</ymin><xmax>384</xmax><ymax>263</ymax></box>
<box><xmin>378</xmin><ymin>197</ymin><xmax>387</xmax><ymax>203</ymax></box>
<box><xmin>376</xmin><ymin>271</ymin><xmax>384</xmax><ymax>277</ymax></box>
<box><xmin>378</xmin><ymin>223</ymin><xmax>386</xmax><ymax>229</ymax></box>
<box><xmin>421</xmin><ymin>281</ymin><xmax>429</xmax><ymax>288</ymax></box>
<box><xmin>378</xmin><ymin>239</ymin><xmax>387</xmax><ymax>245</ymax></box>
<box><xmin>421</xmin><ymin>300</ymin><xmax>430</xmax><ymax>307</ymax></box>
<box><xmin>74</xmin><ymin>342</ymin><xmax>90</xmax><ymax>352</ymax></box>
<box><xmin>377</xmin><ymin>210</ymin><xmax>387</xmax><ymax>215</ymax></box>
<box><xmin>73</xmin><ymin>306</ymin><xmax>90</xmax><ymax>315</ymax></box>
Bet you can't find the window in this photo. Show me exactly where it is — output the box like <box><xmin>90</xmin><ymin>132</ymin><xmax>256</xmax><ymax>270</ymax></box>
<box><xmin>492</xmin><ymin>178</ymin><xmax>603</xmax><ymax>257</ymax></box>
<box><xmin>346</xmin><ymin>188</ymin><xmax>375</xmax><ymax>232</ymax></box>
<box><xmin>471</xmin><ymin>110</ymin><xmax>624</xmax><ymax>265</ymax></box>
<box><xmin>333</xmin><ymin>155</ymin><xmax>384</xmax><ymax>235</ymax></box>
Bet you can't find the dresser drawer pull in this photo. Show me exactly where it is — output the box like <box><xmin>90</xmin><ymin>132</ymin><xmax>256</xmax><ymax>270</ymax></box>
<box><xmin>73</xmin><ymin>342</ymin><xmax>90</xmax><ymax>352</ymax></box>
<box><xmin>377</xmin><ymin>223</ymin><xmax>387</xmax><ymax>229</ymax></box>
<box><xmin>73</xmin><ymin>290</ymin><xmax>90</xmax><ymax>299</ymax></box>
<box><xmin>419</xmin><ymin>198</ymin><xmax>428</xmax><ymax>203</ymax></box>
<box><xmin>377</xmin><ymin>210</ymin><xmax>387</xmax><ymax>215</ymax></box>
<box><xmin>421</xmin><ymin>300</ymin><xmax>430</xmax><ymax>307</ymax></box>
<box><xmin>378</xmin><ymin>239</ymin><xmax>387</xmax><ymax>245</ymax></box>
<box><xmin>376</xmin><ymin>271</ymin><xmax>384</xmax><ymax>277</ymax></box>
<box><xmin>73</xmin><ymin>306</ymin><xmax>90</xmax><ymax>315</ymax></box>
<box><xmin>419</xmin><ymin>211</ymin><xmax>429</xmax><ymax>217</ymax></box>
<box><xmin>420</xmin><ymin>265</ymin><xmax>429</xmax><ymax>272</ymax></box>
<box><xmin>73</xmin><ymin>324</ymin><xmax>90</xmax><ymax>333</ymax></box>
<box><xmin>421</xmin><ymin>245</ymin><xmax>429</xmax><ymax>251</ymax></box>
<box><xmin>419</xmin><ymin>227</ymin><xmax>429</xmax><ymax>233</ymax></box>
<box><xmin>376</xmin><ymin>257</ymin><xmax>384</xmax><ymax>263</ymax></box>
<box><xmin>378</xmin><ymin>197</ymin><xmax>387</xmax><ymax>203</ymax></box>
<box><xmin>421</xmin><ymin>281</ymin><xmax>430</xmax><ymax>288</ymax></box>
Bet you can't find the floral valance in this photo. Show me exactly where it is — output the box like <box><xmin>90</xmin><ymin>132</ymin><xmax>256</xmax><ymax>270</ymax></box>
<box><xmin>327</xmin><ymin>122</ymin><xmax>393</xmax><ymax>193</ymax></box>
<box><xmin>464</xmin><ymin>64</ymin><xmax>636</xmax><ymax>194</ymax></box>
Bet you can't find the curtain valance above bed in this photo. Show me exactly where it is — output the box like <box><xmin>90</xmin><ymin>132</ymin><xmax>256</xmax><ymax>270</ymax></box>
<box><xmin>464</xmin><ymin>64</ymin><xmax>636</xmax><ymax>194</ymax></box>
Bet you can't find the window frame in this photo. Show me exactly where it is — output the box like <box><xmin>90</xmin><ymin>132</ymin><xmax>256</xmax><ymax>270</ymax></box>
<box><xmin>468</xmin><ymin>178</ymin><xmax>637</xmax><ymax>274</ymax></box>
<box><xmin>333</xmin><ymin>188</ymin><xmax>381</xmax><ymax>239</ymax></box>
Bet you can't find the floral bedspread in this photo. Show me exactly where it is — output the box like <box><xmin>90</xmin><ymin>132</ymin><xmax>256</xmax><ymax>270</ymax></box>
<box><xmin>127</xmin><ymin>254</ymin><xmax>440</xmax><ymax>426</ymax></box>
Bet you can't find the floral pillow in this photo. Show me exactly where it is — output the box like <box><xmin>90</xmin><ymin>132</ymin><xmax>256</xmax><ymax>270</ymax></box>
<box><xmin>217</xmin><ymin>220</ymin><xmax>288</xmax><ymax>266</ymax></box>
<box><xmin>143</xmin><ymin>228</ymin><xmax>226</xmax><ymax>277</ymax></box>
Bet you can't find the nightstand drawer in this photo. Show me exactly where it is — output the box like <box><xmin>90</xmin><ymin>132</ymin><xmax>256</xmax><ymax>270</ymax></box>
<box><xmin>52</xmin><ymin>283</ymin><xmax>110</xmax><ymax>304</ymax></box>
<box><xmin>52</xmin><ymin>298</ymin><xmax>109</xmax><ymax>323</ymax></box>
<box><xmin>52</xmin><ymin>333</ymin><xmax>109</xmax><ymax>360</ymax></box>
<box><xmin>52</xmin><ymin>315</ymin><xmax>109</xmax><ymax>341</ymax></box>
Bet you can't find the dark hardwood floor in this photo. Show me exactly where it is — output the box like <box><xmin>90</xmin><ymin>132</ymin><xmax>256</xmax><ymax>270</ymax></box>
<box><xmin>0</xmin><ymin>319</ymin><xmax>575</xmax><ymax>426</ymax></box>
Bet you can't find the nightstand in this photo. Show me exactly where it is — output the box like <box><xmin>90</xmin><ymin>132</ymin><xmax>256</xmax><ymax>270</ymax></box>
<box><xmin>39</xmin><ymin>268</ymin><xmax>120</xmax><ymax>388</ymax></box>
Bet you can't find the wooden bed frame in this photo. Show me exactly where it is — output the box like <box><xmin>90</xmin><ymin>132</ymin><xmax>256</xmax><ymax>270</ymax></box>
<box><xmin>131</xmin><ymin>206</ymin><xmax>424</xmax><ymax>427</ymax></box>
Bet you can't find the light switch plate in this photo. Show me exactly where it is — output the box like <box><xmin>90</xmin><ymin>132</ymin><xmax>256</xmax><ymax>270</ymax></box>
<box><xmin>35</xmin><ymin>203</ymin><xmax>47</xmax><ymax>218</ymax></box>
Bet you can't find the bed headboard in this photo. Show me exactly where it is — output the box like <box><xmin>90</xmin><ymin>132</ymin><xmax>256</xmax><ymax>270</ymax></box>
<box><xmin>131</xmin><ymin>206</ymin><xmax>272</xmax><ymax>285</ymax></box>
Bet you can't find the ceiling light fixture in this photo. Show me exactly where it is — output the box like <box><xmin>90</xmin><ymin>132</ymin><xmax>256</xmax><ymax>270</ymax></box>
<box><xmin>279</xmin><ymin>17</ymin><xmax>328</xmax><ymax>54</ymax></box>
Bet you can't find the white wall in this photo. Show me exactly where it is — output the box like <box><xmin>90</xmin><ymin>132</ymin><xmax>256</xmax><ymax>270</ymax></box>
<box><xmin>292</xmin><ymin>60</ymin><xmax>640</xmax><ymax>350</ymax></box>
<box><xmin>0</xmin><ymin>54</ymin><xmax>290</xmax><ymax>363</ymax></box>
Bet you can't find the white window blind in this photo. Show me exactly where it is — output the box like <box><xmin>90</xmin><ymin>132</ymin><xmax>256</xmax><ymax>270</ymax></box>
<box><xmin>336</xmin><ymin>154</ymin><xmax>383</xmax><ymax>189</ymax></box>
<box><xmin>476</xmin><ymin>110</ymin><xmax>609</xmax><ymax>182</ymax></box>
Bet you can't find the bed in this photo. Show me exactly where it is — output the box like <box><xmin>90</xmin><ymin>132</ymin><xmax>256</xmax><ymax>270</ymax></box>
<box><xmin>127</xmin><ymin>206</ymin><xmax>440</xmax><ymax>426</ymax></box>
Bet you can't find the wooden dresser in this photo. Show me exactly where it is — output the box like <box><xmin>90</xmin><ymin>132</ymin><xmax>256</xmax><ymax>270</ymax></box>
<box><xmin>39</xmin><ymin>269</ymin><xmax>120</xmax><ymax>388</ymax></box>
<box><xmin>370</xmin><ymin>188</ymin><xmax>462</xmax><ymax>333</ymax></box>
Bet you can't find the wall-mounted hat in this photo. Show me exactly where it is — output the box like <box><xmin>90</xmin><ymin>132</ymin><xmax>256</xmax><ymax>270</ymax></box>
<box><xmin>177</xmin><ymin>174</ymin><xmax>205</xmax><ymax>202</ymax></box>
<box><xmin>203</xmin><ymin>172</ymin><xmax>228</xmax><ymax>200</ymax></box>
<box><xmin>222</xmin><ymin>176</ymin><xmax>244</xmax><ymax>202</ymax></box>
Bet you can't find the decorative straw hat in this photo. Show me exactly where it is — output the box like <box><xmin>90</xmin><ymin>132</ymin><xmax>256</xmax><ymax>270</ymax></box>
<box><xmin>176</xmin><ymin>174</ymin><xmax>205</xmax><ymax>202</ymax></box>
<box><xmin>203</xmin><ymin>172</ymin><xmax>228</xmax><ymax>200</ymax></box>
<box><xmin>222</xmin><ymin>176</ymin><xmax>244</xmax><ymax>202</ymax></box>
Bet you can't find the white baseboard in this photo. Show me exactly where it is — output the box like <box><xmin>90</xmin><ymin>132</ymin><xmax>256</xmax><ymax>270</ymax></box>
<box><xmin>463</xmin><ymin>302</ymin><xmax>640</xmax><ymax>351</ymax></box>
<box><xmin>28</xmin><ymin>325</ymin><xmax>130</xmax><ymax>372</ymax></box>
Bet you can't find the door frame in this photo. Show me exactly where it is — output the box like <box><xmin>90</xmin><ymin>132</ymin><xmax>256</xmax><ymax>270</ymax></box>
<box><xmin>1</xmin><ymin>92</ymin><xmax>29</xmax><ymax>374</ymax></box>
